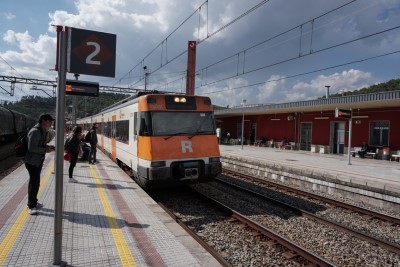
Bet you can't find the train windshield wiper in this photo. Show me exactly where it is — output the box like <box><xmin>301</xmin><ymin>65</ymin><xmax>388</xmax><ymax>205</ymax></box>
<box><xmin>163</xmin><ymin>132</ymin><xmax>189</xmax><ymax>140</ymax></box>
<box><xmin>188</xmin><ymin>130</ymin><xmax>212</xmax><ymax>139</ymax></box>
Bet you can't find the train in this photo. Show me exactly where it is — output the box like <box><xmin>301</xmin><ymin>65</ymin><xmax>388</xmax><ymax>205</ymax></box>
<box><xmin>76</xmin><ymin>92</ymin><xmax>222</xmax><ymax>189</ymax></box>
<box><xmin>0</xmin><ymin>106</ymin><xmax>37</xmax><ymax>143</ymax></box>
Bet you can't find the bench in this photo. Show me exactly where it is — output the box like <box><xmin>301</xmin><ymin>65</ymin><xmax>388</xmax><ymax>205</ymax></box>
<box><xmin>391</xmin><ymin>151</ymin><xmax>400</xmax><ymax>162</ymax></box>
<box><xmin>351</xmin><ymin>147</ymin><xmax>377</xmax><ymax>159</ymax></box>
<box><xmin>279</xmin><ymin>142</ymin><xmax>295</xmax><ymax>150</ymax></box>
<box><xmin>285</xmin><ymin>142</ymin><xmax>295</xmax><ymax>150</ymax></box>
<box><xmin>350</xmin><ymin>147</ymin><xmax>361</xmax><ymax>157</ymax></box>
<box><xmin>391</xmin><ymin>155</ymin><xmax>400</xmax><ymax>162</ymax></box>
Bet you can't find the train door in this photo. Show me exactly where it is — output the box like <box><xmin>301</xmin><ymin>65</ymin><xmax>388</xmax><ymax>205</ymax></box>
<box><xmin>111</xmin><ymin>115</ymin><xmax>117</xmax><ymax>161</ymax></box>
<box><xmin>332</xmin><ymin>122</ymin><xmax>345</xmax><ymax>154</ymax></box>
<box><xmin>300</xmin><ymin>122</ymin><xmax>312</xmax><ymax>151</ymax></box>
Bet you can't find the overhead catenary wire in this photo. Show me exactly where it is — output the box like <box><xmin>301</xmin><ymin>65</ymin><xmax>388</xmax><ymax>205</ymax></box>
<box><xmin>196</xmin><ymin>24</ymin><xmax>400</xmax><ymax>89</ymax></box>
<box><xmin>117</xmin><ymin>0</ymin><xmax>270</xmax><ymax>89</ymax></box>
<box><xmin>201</xmin><ymin>50</ymin><xmax>400</xmax><ymax>95</ymax></box>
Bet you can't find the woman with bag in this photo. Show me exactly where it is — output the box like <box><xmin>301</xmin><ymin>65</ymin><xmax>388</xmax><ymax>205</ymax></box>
<box><xmin>66</xmin><ymin>126</ymin><xmax>83</xmax><ymax>183</ymax></box>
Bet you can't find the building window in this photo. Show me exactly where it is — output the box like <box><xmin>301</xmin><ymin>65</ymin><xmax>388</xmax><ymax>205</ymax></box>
<box><xmin>370</xmin><ymin>121</ymin><xmax>389</xmax><ymax>146</ymax></box>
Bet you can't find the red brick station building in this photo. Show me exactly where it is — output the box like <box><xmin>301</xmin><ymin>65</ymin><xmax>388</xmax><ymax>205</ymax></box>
<box><xmin>214</xmin><ymin>91</ymin><xmax>400</xmax><ymax>159</ymax></box>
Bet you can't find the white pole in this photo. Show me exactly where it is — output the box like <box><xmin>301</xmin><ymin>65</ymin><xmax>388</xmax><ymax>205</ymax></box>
<box><xmin>53</xmin><ymin>29</ymin><xmax>67</xmax><ymax>266</ymax></box>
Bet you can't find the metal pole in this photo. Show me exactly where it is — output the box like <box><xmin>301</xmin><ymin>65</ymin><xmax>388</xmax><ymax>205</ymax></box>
<box><xmin>144</xmin><ymin>72</ymin><xmax>148</xmax><ymax>91</ymax></box>
<box><xmin>241</xmin><ymin>110</ymin><xmax>244</xmax><ymax>150</ymax></box>
<box><xmin>53</xmin><ymin>29</ymin><xmax>67</xmax><ymax>266</ymax></box>
<box><xmin>241</xmin><ymin>100</ymin><xmax>246</xmax><ymax>149</ymax></box>
<box><xmin>348</xmin><ymin>111</ymin><xmax>353</xmax><ymax>165</ymax></box>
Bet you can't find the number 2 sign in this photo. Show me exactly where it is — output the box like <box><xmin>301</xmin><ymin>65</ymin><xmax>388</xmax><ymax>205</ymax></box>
<box><xmin>67</xmin><ymin>27</ymin><xmax>116</xmax><ymax>78</ymax></box>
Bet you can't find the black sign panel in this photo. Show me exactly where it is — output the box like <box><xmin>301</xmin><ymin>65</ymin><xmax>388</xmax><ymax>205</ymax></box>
<box><xmin>335</xmin><ymin>108</ymin><xmax>352</xmax><ymax>119</ymax></box>
<box><xmin>66</xmin><ymin>80</ymin><xmax>99</xmax><ymax>97</ymax></box>
<box><xmin>68</xmin><ymin>27</ymin><xmax>116</xmax><ymax>77</ymax></box>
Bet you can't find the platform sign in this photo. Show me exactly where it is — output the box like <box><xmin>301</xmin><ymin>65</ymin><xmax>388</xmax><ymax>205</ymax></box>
<box><xmin>335</xmin><ymin>108</ymin><xmax>352</xmax><ymax>119</ymax></box>
<box><xmin>67</xmin><ymin>27</ymin><xmax>116</xmax><ymax>77</ymax></box>
<box><xmin>66</xmin><ymin>80</ymin><xmax>99</xmax><ymax>97</ymax></box>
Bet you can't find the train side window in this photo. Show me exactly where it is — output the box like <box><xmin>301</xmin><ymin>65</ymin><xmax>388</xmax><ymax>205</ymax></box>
<box><xmin>139</xmin><ymin>118</ymin><xmax>147</xmax><ymax>135</ymax></box>
<box><xmin>115</xmin><ymin>120</ymin><xmax>129</xmax><ymax>143</ymax></box>
<box><xmin>137</xmin><ymin>112</ymin><xmax>149</xmax><ymax>136</ymax></box>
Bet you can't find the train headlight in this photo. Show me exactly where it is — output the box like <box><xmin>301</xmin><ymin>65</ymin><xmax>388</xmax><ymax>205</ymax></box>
<box><xmin>174</xmin><ymin>97</ymin><xmax>187</xmax><ymax>103</ymax></box>
<box><xmin>151</xmin><ymin>161</ymin><xmax>166</xmax><ymax>168</ymax></box>
<box><xmin>209</xmin><ymin>157</ymin><xmax>220</xmax><ymax>163</ymax></box>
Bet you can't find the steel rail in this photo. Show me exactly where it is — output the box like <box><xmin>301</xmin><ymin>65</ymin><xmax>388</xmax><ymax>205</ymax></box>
<box><xmin>220</xmin><ymin>169</ymin><xmax>400</xmax><ymax>254</ymax></box>
<box><xmin>222</xmin><ymin>168</ymin><xmax>400</xmax><ymax>225</ymax></box>
<box><xmin>193</xmin><ymin>190</ymin><xmax>337</xmax><ymax>267</ymax></box>
<box><xmin>156</xmin><ymin>201</ymin><xmax>232</xmax><ymax>267</ymax></box>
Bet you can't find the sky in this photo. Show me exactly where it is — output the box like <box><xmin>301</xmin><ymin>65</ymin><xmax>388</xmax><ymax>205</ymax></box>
<box><xmin>0</xmin><ymin>0</ymin><xmax>400</xmax><ymax>108</ymax></box>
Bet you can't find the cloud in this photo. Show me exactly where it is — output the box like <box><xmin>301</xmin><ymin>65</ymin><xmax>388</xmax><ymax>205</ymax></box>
<box><xmin>292</xmin><ymin>69</ymin><xmax>374</xmax><ymax>99</ymax></box>
<box><xmin>1</xmin><ymin>0</ymin><xmax>399</xmax><ymax>105</ymax></box>
<box><xmin>3</xmin><ymin>12</ymin><xmax>16</xmax><ymax>20</ymax></box>
<box><xmin>1</xmin><ymin>30</ymin><xmax>56</xmax><ymax>79</ymax></box>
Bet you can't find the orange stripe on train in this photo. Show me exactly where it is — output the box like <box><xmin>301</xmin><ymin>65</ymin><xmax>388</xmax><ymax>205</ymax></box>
<box><xmin>138</xmin><ymin>135</ymin><xmax>220</xmax><ymax>160</ymax></box>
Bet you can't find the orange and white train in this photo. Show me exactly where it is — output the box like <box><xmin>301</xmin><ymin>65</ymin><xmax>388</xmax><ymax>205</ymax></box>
<box><xmin>77</xmin><ymin>92</ymin><xmax>222</xmax><ymax>189</ymax></box>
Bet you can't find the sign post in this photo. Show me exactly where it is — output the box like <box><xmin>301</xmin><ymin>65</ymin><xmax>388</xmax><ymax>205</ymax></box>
<box><xmin>335</xmin><ymin>108</ymin><xmax>353</xmax><ymax>165</ymax></box>
<box><xmin>53</xmin><ymin>27</ymin><xmax>67</xmax><ymax>267</ymax></box>
<box><xmin>52</xmin><ymin>26</ymin><xmax>116</xmax><ymax>266</ymax></box>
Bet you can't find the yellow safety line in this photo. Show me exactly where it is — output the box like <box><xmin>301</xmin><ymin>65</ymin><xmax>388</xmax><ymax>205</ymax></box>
<box><xmin>90</xmin><ymin>165</ymin><xmax>137</xmax><ymax>267</ymax></box>
<box><xmin>0</xmin><ymin>163</ymin><xmax>54</xmax><ymax>265</ymax></box>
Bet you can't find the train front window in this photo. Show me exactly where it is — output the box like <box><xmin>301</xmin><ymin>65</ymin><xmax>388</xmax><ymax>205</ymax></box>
<box><xmin>151</xmin><ymin>112</ymin><xmax>215</xmax><ymax>136</ymax></box>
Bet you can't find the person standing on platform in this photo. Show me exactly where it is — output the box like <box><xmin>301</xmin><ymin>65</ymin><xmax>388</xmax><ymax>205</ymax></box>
<box><xmin>66</xmin><ymin>126</ymin><xmax>83</xmax><ymax>183</ymax></box>
<box><xmin>24</xmin><ymin>114</ymin><xmax>55</xmax><ymax>215</ymax></box>
<box><xmin>88</xmin><ymin>123</ymin><xmax>98</xmax><ymax>164</ymax></box>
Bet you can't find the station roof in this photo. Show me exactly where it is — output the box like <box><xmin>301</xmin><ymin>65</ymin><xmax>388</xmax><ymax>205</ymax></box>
<box><xmin>214</xmin><ymin>91</ymin><xmax>400</xmax><ymax>117</ymax></box>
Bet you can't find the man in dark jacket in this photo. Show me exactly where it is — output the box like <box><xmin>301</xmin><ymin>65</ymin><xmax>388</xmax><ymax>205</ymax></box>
<box><xmin>24</xmin><ymin>114</ymin><xmax>55</xmax><ymax>215</ymax></box>
<box><xmin>358</xmin><ymin>141</ymin><xmax>369</xmax><ymax>158</ymax></box>
<box><xmin>88</xmin><ymin>123</ymin><xmax>98</xmax><ymax>164</ymax></box>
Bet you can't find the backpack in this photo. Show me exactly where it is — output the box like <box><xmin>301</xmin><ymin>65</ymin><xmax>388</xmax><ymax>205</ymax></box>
<box><xmin>84</xmin><ymin>132</ymin><xmax>92</xmax><ymax>143</ymax></box>
<box><xmin>14</xmin><ymin>126</ymin><xmax>41</xmax><ymax>157</ymax></box>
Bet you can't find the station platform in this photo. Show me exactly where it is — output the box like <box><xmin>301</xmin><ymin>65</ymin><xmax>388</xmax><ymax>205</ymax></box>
<box><xmin>0</xmin><ymin>151</ymin><xmax>221</xmax><ymax>267</ymax></box>
<box><xmin>219</xmin><ymin>144</ymin><xmax>400</xmax><ymax>211</ymax></box>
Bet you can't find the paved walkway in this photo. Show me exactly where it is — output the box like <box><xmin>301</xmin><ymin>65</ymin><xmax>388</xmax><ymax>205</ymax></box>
<box><xmin>220</xmin><ymin>144</ymin><xmax>400</xmax><ymax>193</ymax></box>
<box><xmin>0</xmin><ymin>151</ymin><xmax>220</xmax><ymax>267</ymax></box>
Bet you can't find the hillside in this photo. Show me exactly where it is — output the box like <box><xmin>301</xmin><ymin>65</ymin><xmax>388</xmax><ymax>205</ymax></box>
<box><xmin>320</xmin><ymin>78</ymin><xmax>400</xmax><ymax>98</ymax></box>
<box><xmin>2</xmin><ymin>93</ymin><xmax>130</xmax><ymax>119</ymax></box>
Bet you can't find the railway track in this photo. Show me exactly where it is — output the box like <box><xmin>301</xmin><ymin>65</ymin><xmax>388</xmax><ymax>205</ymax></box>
<box><xmin>216</xmin><ymin>174</ymin><xmax>400</xmax><ymax>255</ymax></box>
<box><xmin>189</xmin><ymin>179</ymin><xmax>400</xmax><ymax>266</ymax></box>
<box><xmin>222</xmin><ymin>168</ymin><xmax>400</xmax><ymax>225</ymax></box>
<box><xmin>154</xmin><ymin>186</ymin><xmax>337</xmax><ymax>266</ymax></box>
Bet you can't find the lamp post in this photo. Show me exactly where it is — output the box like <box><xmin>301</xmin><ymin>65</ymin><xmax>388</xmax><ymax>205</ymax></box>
<box><xmin>241</xmin><ymin>99</ymin><xmax>246</xmax><ymax>150</ymax></box>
